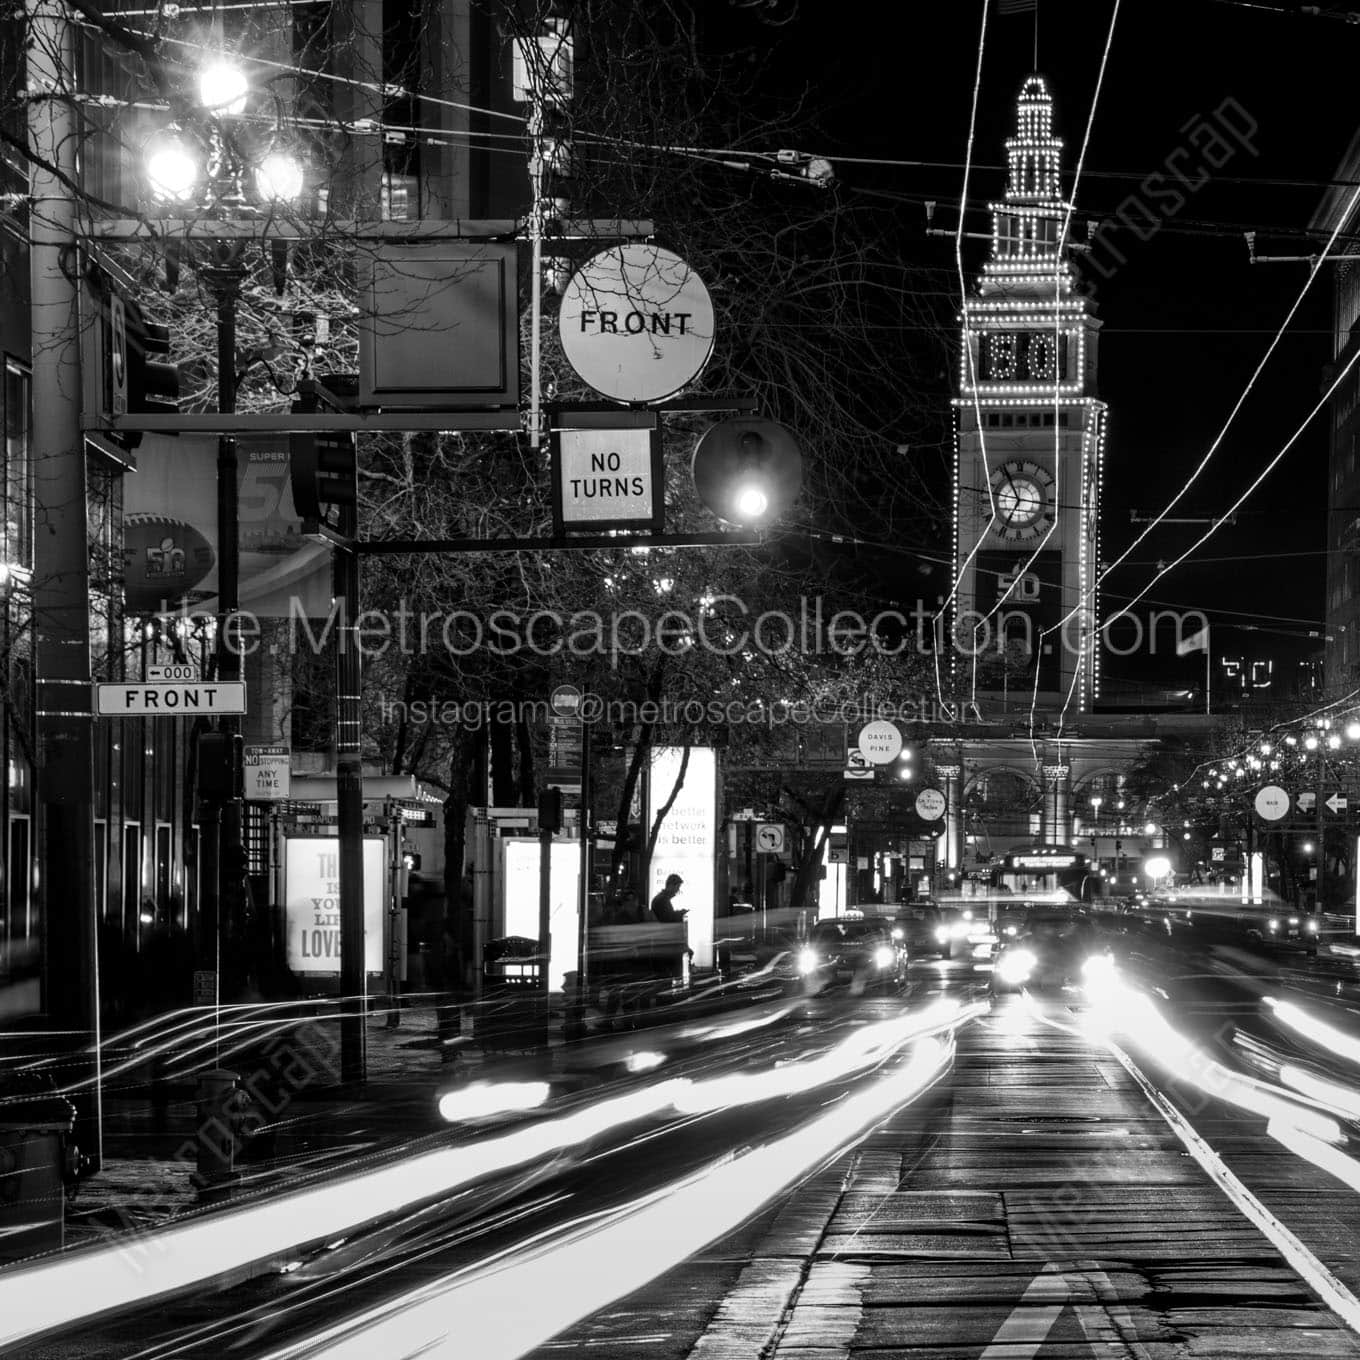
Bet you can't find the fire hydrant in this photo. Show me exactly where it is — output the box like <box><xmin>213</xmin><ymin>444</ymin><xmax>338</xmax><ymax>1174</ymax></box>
<box><xmin>194</xmin><ymin>1069</ymin><xmax>250</xmax><ymax>1197</ymax></box>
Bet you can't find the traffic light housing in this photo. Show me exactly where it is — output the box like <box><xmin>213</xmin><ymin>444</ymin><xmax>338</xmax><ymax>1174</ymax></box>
<box><xmin>692</xmin><ymin>417</ymin><xmax>804</xmax><ymax>526</ymax></box>
<box><xmin>197</xmin><ymin>731</ymin><xmax>243</xmax><ymax>803</ymax></box>
<box><xmin>124</xmin><ymin>296</ymin><xmax>181</xmax><ymax>415</ymax></box>
<box><xmin>538</xmin><ymin>786</ymin><xmax>563</xmax><ymax>834</ymax></box>
<box><xmin>289</xmin><ymin>431</ymin><xmax>357</xmax><ymax>522</ymax></box>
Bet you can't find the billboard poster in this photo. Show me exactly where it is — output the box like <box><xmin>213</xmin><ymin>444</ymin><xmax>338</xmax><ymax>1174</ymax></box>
<box><xmin>122</xmin><ymin>433</ymin><xmax>332</xmax><ymax>617</ymax></box>
<box><xmin>648</xmin><ymin>746</ymin><xmax>717</xmax><ymax>968</ymax></box>
<box><xmin>502</xmin><ymin>840</ymin><xmax>580</xmax><ymax>992</ymax></box>
<box><xmin>285</xmin><ymin>837</ymin><xmax>386</xmax><ymax>975</ymax></box>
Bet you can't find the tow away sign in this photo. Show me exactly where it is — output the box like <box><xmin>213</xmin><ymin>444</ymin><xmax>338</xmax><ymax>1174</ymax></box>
<box><xmin>94</xmin><ymin>682</ymin><xmax>247</xmax><ymax>716</ymax></box>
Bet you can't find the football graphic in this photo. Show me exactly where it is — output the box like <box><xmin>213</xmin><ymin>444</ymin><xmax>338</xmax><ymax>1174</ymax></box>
<box><xmin>122</xmin><ymin>514</ymin><xmax>216</xmax><ymax>614</ymax></box>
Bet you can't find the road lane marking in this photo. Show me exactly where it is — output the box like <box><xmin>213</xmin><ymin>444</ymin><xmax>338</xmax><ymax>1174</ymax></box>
<box><xmin>979</xmin><ymin>1262</ymin><xmax>1149</xmax><ymax>1360</ymax></box>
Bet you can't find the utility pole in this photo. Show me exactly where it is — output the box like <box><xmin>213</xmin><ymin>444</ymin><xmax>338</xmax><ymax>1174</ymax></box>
<box><xmin>1317</xmin><ymin>744</ymin><xmax>1326</xmax><ymax>912</ymax></box>
<box><xmin>335</xmin><ymin>491</ymin><xmax>366</xmax><ymax>1086</ymax></box>
<box><xmin>201</xmin><ymin>249</ymin><xmax>246</xmax><ymax>1001</ymax></box>
<box><xmin>28</xmin><ymin>0</ymin><xmax>101</xmax><ymax>1169</ymax></box>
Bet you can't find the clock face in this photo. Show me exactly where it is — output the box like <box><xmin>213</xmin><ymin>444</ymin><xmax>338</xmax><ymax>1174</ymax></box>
<box><xmin>989</xmin><ymin>460</ymin><xmax>1054</xmax><ymax>542</ymax></box>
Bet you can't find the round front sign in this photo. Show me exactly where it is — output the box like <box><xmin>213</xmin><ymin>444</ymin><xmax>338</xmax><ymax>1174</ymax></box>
<box><xmin>559</xmin><ymin>245</ymin><xmax>715</xmax><ymax>404</ymax></box>
<box><xmin>857</xmin><ymin>720</ymin><xmax>902</xmax><ymax>765</ymax></box>
<box><xmin>1253</xmin><ymin>785</ymin><xmax>1290</xmax><ymax>822</ymax></box>
<box><xmin>915</xmin><ymin>787</ymin><xmax>947</xmax><ymax>822</ymax></box>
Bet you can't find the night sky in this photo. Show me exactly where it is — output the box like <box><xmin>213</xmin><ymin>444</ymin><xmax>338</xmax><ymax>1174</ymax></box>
<box><xmin>743</xmin><ymin>0</ymin><xmax>1360</xmax><ymax>696</ymax></box>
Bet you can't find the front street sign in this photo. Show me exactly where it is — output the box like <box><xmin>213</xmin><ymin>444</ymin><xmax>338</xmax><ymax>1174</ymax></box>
<box><xmin>94</xmin><ymin>681</ymin><xmax>248</xmax><ymax>716</ymax></box>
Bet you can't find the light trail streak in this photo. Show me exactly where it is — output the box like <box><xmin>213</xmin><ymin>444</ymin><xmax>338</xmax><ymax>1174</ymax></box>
<box><xmin>1083</xmin><ymin>979</ymin><xmax>1341</xmax><ymax>1142</ymax></box>
<box><xmin>0</xmin><ymin>999</ymin><xmax>970</xmax><ymax>1349</ymax></box>
<box><xmin>250</xmin><ymin>1036</ymin><xmax>959</xmax><ymax>1360</ymax></box>
<box><xmin>673</xmin><ymin>998</ymin><xmax>982</xmax><ymax>1114</ymax></box>
<box><xmin>1265</xmin><ymin>996</ymin><xmax>1360</xmax><ymax>1069</ymax></box>
<box><xmin>0</xmin><ymin>1079</ymin><xmax>687</xmax><ymax>1348</ymax></box>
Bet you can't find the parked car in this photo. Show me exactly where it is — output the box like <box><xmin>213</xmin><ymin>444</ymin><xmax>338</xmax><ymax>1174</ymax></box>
<box><xmin>797</xmin><ymin>918</ymin><xmax>908</xmax><ymax>996</ymax></box>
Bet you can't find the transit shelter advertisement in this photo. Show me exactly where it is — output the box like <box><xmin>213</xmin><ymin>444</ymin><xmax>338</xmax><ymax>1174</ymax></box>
<box><xmin>285</xmin><ymin>837</ymin><xmax>386</xmax><ymax>975</ymax></box>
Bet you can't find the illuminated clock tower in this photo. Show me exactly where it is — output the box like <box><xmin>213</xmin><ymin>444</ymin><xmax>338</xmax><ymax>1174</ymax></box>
<box><xmin>953</xmin><ymin>75</ymin><xmax>1106</xmax><ymax>712</ymax></box>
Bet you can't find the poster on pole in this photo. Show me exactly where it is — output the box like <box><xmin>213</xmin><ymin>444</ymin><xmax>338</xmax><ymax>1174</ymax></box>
<box><xmin>284</xmin><ymin>837</ymin><xmax>386</xmax><ymax>975</ymax></box>
<box><xmin>648</xmin><ymin>746</ymin><xmax>717</xmax><ymax>968</ymax></box>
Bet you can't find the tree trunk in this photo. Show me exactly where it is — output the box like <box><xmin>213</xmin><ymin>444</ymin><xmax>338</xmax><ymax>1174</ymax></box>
<box><xmin>643</xmin><ymin>740</ymin><xmax>691</xmax><ymax>887</ymax></box>
<box><xmin>788</xmin><ymin>782</ymin><xmax>845</xmax><ymax>910</ymax></box>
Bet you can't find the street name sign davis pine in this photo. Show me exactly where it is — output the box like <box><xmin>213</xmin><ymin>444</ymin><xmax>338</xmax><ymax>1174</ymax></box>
<box><xmin>94</xmin><ymin>681</ymin><xmax>247</xmax><ymax>716</ymax></box>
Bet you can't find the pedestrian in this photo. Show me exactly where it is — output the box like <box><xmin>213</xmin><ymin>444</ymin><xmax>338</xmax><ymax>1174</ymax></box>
<box><xmin>650</xmin><ymin>873</ymin><xmax>687</xmax><ymax>924</ymax></box>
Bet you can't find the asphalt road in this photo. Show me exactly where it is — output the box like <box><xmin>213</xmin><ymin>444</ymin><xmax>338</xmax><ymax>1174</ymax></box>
<box><xmin>13</xmin><ymin>937</ymin><xmax>1360</xmax><ymax>1359</ymax></box>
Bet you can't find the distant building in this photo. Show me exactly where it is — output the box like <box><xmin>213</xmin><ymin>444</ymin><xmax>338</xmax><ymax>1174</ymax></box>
<box><xmin>1310</xmin><ymin>134</ymin><xmax>1360</xmax><ymax>692</ymax></box>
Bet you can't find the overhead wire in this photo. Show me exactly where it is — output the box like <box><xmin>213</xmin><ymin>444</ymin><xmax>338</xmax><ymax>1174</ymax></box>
<box><xmin>1035</xmin><ymin>155</ymin><xmax>1360</xmax><ymax>734</ymax></box>
<box><xmin>931</xmin><ymin>0</ymin><xmax>991</xmax><ymax>717</ymax></box>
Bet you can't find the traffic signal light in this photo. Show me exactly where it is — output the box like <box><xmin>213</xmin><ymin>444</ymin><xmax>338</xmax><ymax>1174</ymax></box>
<box><xmin>692</xmin><ymin>417</ymin><xmax>804</xmax><ymax>526</ymax></box>
<box><xmin>538</xmin><ymin>787</ymin><xmax>563</xmax><ymax>834</ymax></box>
<box><xmin>124</xmin><ymin>296</ymin><xmax>181</xmax><ymax>415</ymax></box>
<box><xmin>896</xmin><ymin>741</ymin><xmax>919</xmax><ymax>782</ymax></box>
<box><xmin>289</xmin><ymin>431</ymin><xmax>357</xmax><ymax>522</ymax></box>
<box><xmin>197</xmin><ymin>731</ymin><xmax>243</xmax><ymax>803</ymax></box>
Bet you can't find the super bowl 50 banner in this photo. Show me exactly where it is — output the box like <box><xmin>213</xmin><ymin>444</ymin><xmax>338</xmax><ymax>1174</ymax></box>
<box><xmin>122</xmin><ymin>432</ymin><xmax>332</xmax><ymax>617</ymax></box>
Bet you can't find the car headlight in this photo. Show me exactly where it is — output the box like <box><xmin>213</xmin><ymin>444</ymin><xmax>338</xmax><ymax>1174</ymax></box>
<box><xmin>1289</xmin><ymin>917</ymin><xmax>1300</xmax><ymax>927</ymax></box>
<box><xmin>1081</xmin><ymin>953</ymin><xmax>1115</xmax><ymax>980</ymax></box>
<box><xmin>934</xmin><ymin>926</ymin><xmax>949</xmax><ymax>944</ymax></box>
<box><xmin>798</xmin><ymin>947</ymin><xmax>820</xmax><ymax>976</ymax></box>
<box><xmin>1004</xmin><ymin>924</ymin><xmax>1018</xmax><ymax>936</ymax></box>
<box><xmin>962</xmin><ymin>909</ymin><xmax>974</xmax><ymax>922</ymax></box>
<box><xmin>950</xmin><ymin>921</ymin><xmax>969</xmax><ymax>940</ymax></box>
<box><xmin>996</xmin><ymin>949</ymin><xmax>1036</xmax><ymax>986</ymax></box>
<box><xmin>873</xmin><ymin>945</ymin><xmax>896</xmax><ymax>969</ymax></box>
<box><xmin>891</xmin><ymin>926</ymin><xmax>904</xmax><ymax>941</ymax></box>
<box><xmin>1307</xmin><ymin>919</ymin><xmax>1319</xmax><ymax>933</ymax></box>
<box><xmin>1268</xmin><ymin>918</ymin><xmax>1279</xmax><ymax>932</ymax></box>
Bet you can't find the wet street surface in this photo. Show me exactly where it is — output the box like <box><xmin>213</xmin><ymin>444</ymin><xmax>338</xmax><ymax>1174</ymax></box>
<box><xmin>12</xmin><ymin>941</ymin><xmax>1360</xmax><ymax>1358</ymax></box>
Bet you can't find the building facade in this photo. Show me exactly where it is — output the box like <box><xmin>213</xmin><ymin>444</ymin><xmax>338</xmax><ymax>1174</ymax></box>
<box><xmin>1311</xmin><ymin>129</ymin><xmax>1360</xmax><ymax>693</ymax></box>
<box><xmin>0</xmin><ymin>2</ymin><xmax>516</xmax><ymax>1022</ymax></box>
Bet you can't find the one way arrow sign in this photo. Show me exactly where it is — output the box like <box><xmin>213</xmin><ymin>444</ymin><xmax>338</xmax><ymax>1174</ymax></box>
<box><xmin>1327</xmin><ymin>793</ymin><xmax>1349</xmax><ymax>815</ymax></box>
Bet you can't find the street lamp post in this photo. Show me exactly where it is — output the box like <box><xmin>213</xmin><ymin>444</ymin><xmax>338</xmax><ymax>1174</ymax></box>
<box><xmin>144</xmin><ymin>63</ymin><xmax>305</xmax><ymax>1003</ymax></box>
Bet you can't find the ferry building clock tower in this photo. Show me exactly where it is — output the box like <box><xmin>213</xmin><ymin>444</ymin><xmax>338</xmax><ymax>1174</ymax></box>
<box><xmin>953</xmin><ymin>75</ymin><xmax>1107</xmax><ymax>713</ymax></box>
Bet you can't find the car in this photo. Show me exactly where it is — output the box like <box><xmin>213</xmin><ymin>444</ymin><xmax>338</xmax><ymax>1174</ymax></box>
<box><xmin>890</xmin><ymin>902</ymin><xmax>946</xmax><ymax>957</ymax></box>
<box><xmin>797</xmin><ymin>918</ymin><xmax>908</xmax><ymax>995</ymax></box>
<box><xmin>992</xmin><ymin>909</ymin><xmax>1105</xmax><ymax>993</ymax></box>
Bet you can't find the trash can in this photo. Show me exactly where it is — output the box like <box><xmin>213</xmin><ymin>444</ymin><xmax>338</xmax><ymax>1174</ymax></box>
<box><xmin>0</xmin><ymin>1086</ymin><xmax>76</xmax><ymax>1262</ymax></box>
<box><xmin>477</xmin><ymin>936</ymin><xmax>548</xmax><ymax>1051</ymax></box>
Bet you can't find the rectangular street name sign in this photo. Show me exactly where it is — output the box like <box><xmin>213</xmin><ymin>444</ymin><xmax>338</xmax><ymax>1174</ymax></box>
<box><xmin>94</xmin><ymin>681</ymin><xmax>248</xmax><ymax>716</ymax></box>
